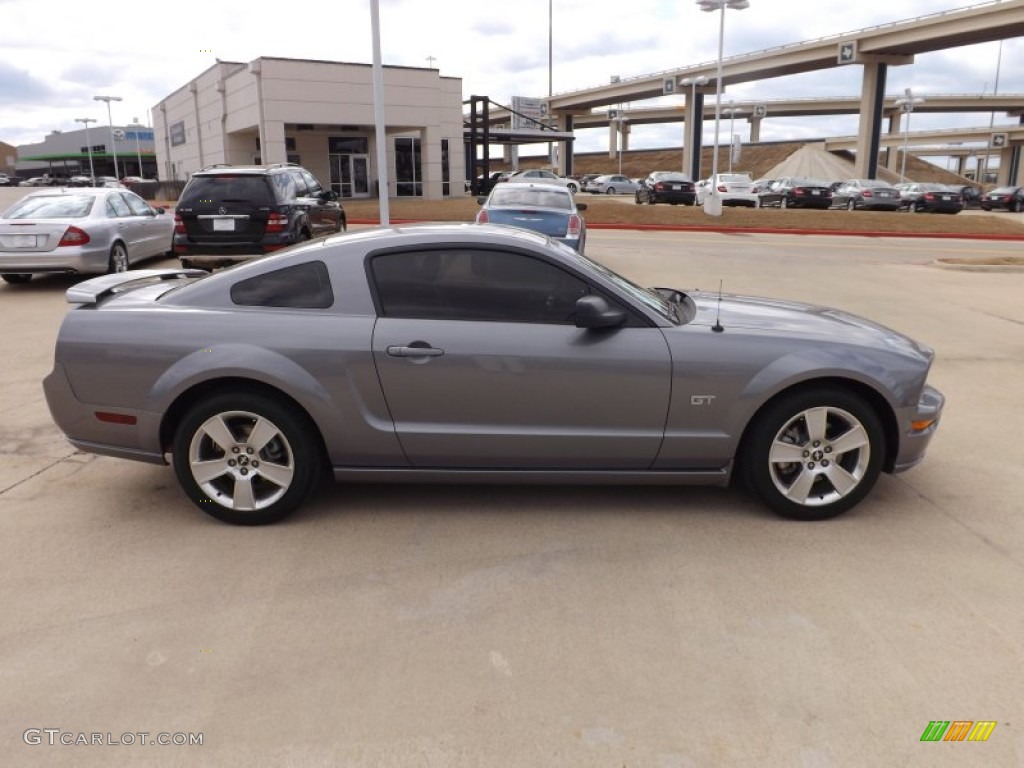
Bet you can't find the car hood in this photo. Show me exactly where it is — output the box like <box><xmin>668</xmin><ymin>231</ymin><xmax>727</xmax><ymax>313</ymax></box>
<box><xmin>684</xmin><ymin>291</ymin><xmax>933</xmax><ymax>360</ymax></box>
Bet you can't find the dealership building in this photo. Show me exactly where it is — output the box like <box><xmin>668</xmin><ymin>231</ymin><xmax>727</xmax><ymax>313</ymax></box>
<box><xmin>152</xmin><ymin>58</ymin><xmax>465</xmax><ymax>200</ymax></box>
<box><xmin>14</xmin><ymin>126</ymin><xmax>156</xmax><ymax>180</ymax></box>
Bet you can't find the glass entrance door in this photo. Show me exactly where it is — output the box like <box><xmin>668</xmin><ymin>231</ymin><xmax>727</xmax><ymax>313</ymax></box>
<box><xmin>329</xmin><ymin>154</ymin><xmax>371</xmax><ymax>198</ymax></box>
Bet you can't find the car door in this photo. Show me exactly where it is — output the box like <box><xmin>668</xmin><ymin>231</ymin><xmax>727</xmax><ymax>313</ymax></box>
<box><xmin>104</xmin><ymin>192</ymin><xmax>144</xmax><ymax>257</ymax></box>
<box><xmin>368</xmin><ymin>247</ymin><xmax>672</xmax><ymax>469</ymax></box>
<box><xmin>297</xmin><ymin>169</ymin><xmax>337</xmax><ymax>236</ymax></box>
<box><xmin>120</xmin><ymin>191</ymin><xmax>165</xmax><ymax>259</ymax></box>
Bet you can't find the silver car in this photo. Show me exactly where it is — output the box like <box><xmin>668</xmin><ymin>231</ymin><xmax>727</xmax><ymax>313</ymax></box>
<box><xmin>587</xmin><ymin>174</ymin><xmax>641</xmax><ymax>195</ymax></box>
<box><xmin>44</xmin><ymin>224</ymin><xmax>943</xmax><ymax>526</ymax></box>
<box><xmin>0</xmin><ymin>188</ymin><xmax>174</xmax><ymax>284</ymax></box>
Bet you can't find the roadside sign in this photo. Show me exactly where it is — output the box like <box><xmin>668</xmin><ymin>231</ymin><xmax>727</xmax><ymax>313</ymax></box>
<box><xmin>753</xmin><ymin>104</ymin><xmax>767</xmax><ymax>118</ymax></box>
<box><xmin>991</xmin><ymin>133</ymin><xmax>1008</xmax><ymax>148</ymax></box>
<box><xmin>511</xmin><ymin>96</ymin><xmax>545</xmax><ymax>129</ymax></box>
<box><xmin>838</xmin><ymin>41</ymin><xmax>857</xmax><ymax>64</ymax></box>
<box><xmin>663</xmin><ymin>77</ymin><xmax>676</xmax><ymax>95</ymax></box>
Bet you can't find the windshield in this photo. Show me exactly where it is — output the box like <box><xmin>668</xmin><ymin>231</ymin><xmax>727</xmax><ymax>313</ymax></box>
<box><xmin>488</xmin><ymin>187</ymin><xmax>572</xmax><ymax>210</ymax></box>
<box><xmin>3</xmin><ymin>195</ymin><xmax>94</xmax><ymax>219</ymax></box>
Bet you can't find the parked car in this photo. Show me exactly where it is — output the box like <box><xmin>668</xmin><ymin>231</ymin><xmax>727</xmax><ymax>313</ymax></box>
<box><xmin>695</xmin><ymin>173</ymin><xmax>758</xmax><ymax>207</ymax></box>
<box><xmin>956</xmin><ymin>185</ymin><xmax>983</xmax><ymax>209</ymax></box>
<box><xmin>68</xmin><ymin>175</ymin><xmax>94</xmax><ymax>187</ymax></box>
<box><xmin>466</xmin><ymin>171</ymin><xmax>511</xmax><ymax>195</ymax></box>
<box><xmin>0</xmin><ymin>188</ymin><xmax>174</xmax><ymax>284</ymax></box>
<box><xmin>43</xmin><ymin>223</ymin><xmax>944</xmax><ymax>526</ymax></box>
<box><xmin>635</xmin><ymin>172</ymin><xmax>697</xmax><ymax>206</ymax></box>
<box><xmin>0</xmin><ymin>173</ymin><xmax>17</xmax><ymax>186</ymax></box>
<box><xmin>751</xmin><ymin>178</ymin><xmax>776</xmax><ymax>195</ymax></box>
<box><xmin>586</xmin><ymin>174</ymin><xmax>641</xmax><ymax>195</ymax></box>
<box><xmin>578</xmin><ymin>174</ymin><xmax>603</xmax><ymax>192</ymax></box>
<box><xmin>21</xmin><ymin>176</ymin><xmax>51</xmax><ymax>187</ymax></box>
<box><xmin>830</xmin><ymin>179</ymin><xmax>901</xmax><ymax>211</ymax></box>
<box><xmin>476</xmin><ymin>182</ymin><xmax>587</xmax><ymax>253</ymax></box>
<box><xmin>93</xmin><ymin>176</ymin><xmax>123</xmax><ymax>188</ymax></box>
<box><xmin>980</xmin><ymin>185</ymin><xmax>1024</xmax><ymax>212</ymax></box>
<box><xmin>173</xmin><ymin>163</ymin><xmax>345</xmax><ymax>270</ymax></box>
<box><xmin>897</xmin><ymin>183</ymin><xmax>963</xmax><ymax>214</ymax></box>
<box><xmin>757</xmin><ymin>177</ymin><xmax>833</xmax><ymax>210</ymax></box>
<box><xmin>504</xmin><ymin>169</ymin><xmax>579</xmax><ymax>194</ymax></box>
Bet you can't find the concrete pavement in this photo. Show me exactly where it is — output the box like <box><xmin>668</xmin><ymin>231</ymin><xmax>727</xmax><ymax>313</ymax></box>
<box><xmin>0</xmin><ymin>225</ymin><xmax>1022</xmax><ymax>767</ymax></box>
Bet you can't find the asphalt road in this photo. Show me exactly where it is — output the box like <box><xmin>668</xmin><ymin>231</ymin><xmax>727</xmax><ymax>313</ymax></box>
<box><xmin>1</xmin><ymin>225</ymin><xmax>1022</xmax><ymax>767</ymax></box>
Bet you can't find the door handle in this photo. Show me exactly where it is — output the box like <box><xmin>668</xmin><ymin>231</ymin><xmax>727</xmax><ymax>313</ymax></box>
<box><xmin>386</xmin><ymin>345</ymin><xmax>444</xmax><ymax>358</ymax></box>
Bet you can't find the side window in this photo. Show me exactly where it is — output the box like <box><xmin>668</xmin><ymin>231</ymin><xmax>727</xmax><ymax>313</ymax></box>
<box><xmin>370</xmin><ymin>249</ymin><xmax>592</xmax><ymax>324</ymax></box>
<box><xmin>269</xmin><ymin>173</ymin><xmax>298</xmax><ymax>203</ymax></box>
<box><xmin>300</xmin><ymin>170</ymin><xmax>321</xmax><ymax>196</ymax></box>
<box><xmin>106</xmin><ymin>193</ymin><xmax>132</xmax><ymax>218</ymax></box>
<box><xmin>288</xmin><ymin>170</ymin><xmax>309</xmax><ymax>196</ymax></box>
<box><xmin>121</xmin><ymin>192</ymin><xmax>152</xmax><ymax>216</ymax></box>
<box><xmin>230</xmin><ymin>261</ymin><xmax>334</xmax><ymax>309</ymax></box>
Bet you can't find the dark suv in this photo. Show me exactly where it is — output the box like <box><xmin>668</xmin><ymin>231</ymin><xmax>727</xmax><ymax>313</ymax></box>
<box><xmin>173</xmin><ymin>163</ymin><xmax>346</xmax><ymax>268</ymax></box>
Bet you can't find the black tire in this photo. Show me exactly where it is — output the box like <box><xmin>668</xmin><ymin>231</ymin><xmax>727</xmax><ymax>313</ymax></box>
<box><xmin>846</xmin><ymin>199</ymin><xmax>856</xmax><ymax>211</ymax></box>
<box><xmin>1</xmin><ymin>273</ymin><xmax>32</xmax><ymax>284</ymax></box>
<box><xmin>297</xmin><ymin>228</ymin><xmax>311</xmax><ymax>243</ymax></box>
<box><xmin>172</xmin><ymin>392</ymin><xmax>323</xmax><ymax>525</ymax></box>
<box><xmin>107</xmin><ymin>242</ymin><xmax>129</xmax><ymax>273</ymax></box>
<box><xmin>338</xmin><ymin>212</ymin><xmax>347</xmax><ymax>232</ymax></box>
<box><xmin>635</xmin><ymin>192</ymin><xmax>642</xmax><ymax>205</ymax></box>
<box><xmin>605</xmin><ymin>187</ymin><xmax>616</xmax><ymax>195</ymax></box>
<box><xmin>1013</xmin><ymin>200</ymin><xmax>1022</xmax><ymax>213</ymax></box>
<box><xmin>566</xmin><ymin>183</ymin><xmax>578</xmax><ymax>194</ymax></box>
<box><xmin>741</xmin><ymin>387</ymin><xmax>885</xmax><ymax>521</ymax></box>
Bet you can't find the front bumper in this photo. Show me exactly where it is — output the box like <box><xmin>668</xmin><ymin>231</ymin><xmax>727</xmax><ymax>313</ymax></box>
<box><xmin>891</xmin><ymin>384</ymin><xmax>945</xmax><ymax>473</ymax></box>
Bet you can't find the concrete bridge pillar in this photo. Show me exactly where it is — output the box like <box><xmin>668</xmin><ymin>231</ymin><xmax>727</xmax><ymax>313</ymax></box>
<box><xmin>852</xmin><ymin>53</ymin><xmax>913</xmax><ymax>179</ymax></box>
<box><xmin>885</xmin><ymin>112</ymin><xmax>902</xmax><ymax>171</ymax></box>
<box><xmin>749</xmin><ymin>117</ymin><xmax>762</xmax><ymax>143</ymax></box>
<box><xmin>684</xmin><ymin>90</ymin><xmax>709</xmax><ymax>181</ymax></box>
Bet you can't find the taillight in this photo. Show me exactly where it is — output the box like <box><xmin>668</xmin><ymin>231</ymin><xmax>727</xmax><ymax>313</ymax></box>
<box><xmin>58</xmin><ymin>226</ymin><xmax>90</xmax><ymax>247</ymax></box>
<box><xmin>717</xmin><ymin>185</ymin><xmax>727</xmax><ymax>192</ymax></box>
<box><xmin>476</xmin><ymin>209</ymin><xmax>489</xmax><ymax>223</ymax></box>
<box><xmin>924</xmin><ymin>193</ymin><xmax>935</xmax><ymax>201</ymax></box>
<box><xmin>862</xmin><ymin>189</ymin><xmax>874</xmax><ymax>197</ymax></box>
<box><xmin>173</xmin><ymin>214</ymin><xmax>185</xmax><ymax>234</ymax></box>
<box><xmin>794</xmin><ymin>187</ymin><xmax>806</xmax><ymax>196</ymax></box>
<box><xmin>654</xmin><ymin>182</ymin><xmax>666</xmax><ymax>191</ymax></box>
<box><xmin>567</xmin><ymin>214</ymin><xmax>582</xmax><ymax>238</ymax></box>
<box><xmin>265</xmin><ymin>212</ymin><xmax>287</xmax><ymax>233</ymax></box>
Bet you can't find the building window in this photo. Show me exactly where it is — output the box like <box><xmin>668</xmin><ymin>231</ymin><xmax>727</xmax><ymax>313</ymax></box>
<box><xmin>441</xmin><ymin>139</ymin><xmax>450</xmax><ymax>197</ymax></box>
<box><xmin>395</xmin><ymin>137</ymin><xmax>421</xmax><ymax>197</ymax></box>
<box><xmin>328</xmin><ymin>137</ymin><xmax>369</xmax><ymax>154</ymax></box>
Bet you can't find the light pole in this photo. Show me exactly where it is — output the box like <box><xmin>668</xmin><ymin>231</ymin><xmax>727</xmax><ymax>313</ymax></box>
<box><xmin>74</xmin><ymin>117</ymin><xmax>97</xmax><ymax>184</ymax></box>
<box><xmin>697</xmin><ymin>0</ymin><xmax>750</xmax><ymax>216</ymax></box>
<box><xmin>130</xmin><ymin>118</ymin><xmax>145</xmax><ymax>178</ymax></box>
<box><xmin>981</xmin><ymin>38</ymin><xmax>1004</xmax><ymax>185</ymax></box>
<box><xmin>894</xmin><ymin>88</ymin><xmax>924</xmax><ymax>183</ymax></box>
<box><xmin>94</xmin><ymin>95</ymin><xmax>123</xmax><ymax>179</ymax></box>
<box><xmin>680</xmin><ymin>75</ymin><xmax>708</xmax><ymax>175</ymax></box>
<box><xmin>723</xmin><ymin>104</ymin><xmax>744</xmax><ymax>173</ymax></box>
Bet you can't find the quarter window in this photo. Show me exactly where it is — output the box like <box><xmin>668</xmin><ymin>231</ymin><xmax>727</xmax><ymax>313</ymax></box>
<box><xmin>370</xmin><ymin>249</ymin><xmax>592</xmax><ymax>324</ymax></box>
<box><xmin>230</xmin><ymin>261</ymin><xmax>334</xmax><ymax>309</ymax></box>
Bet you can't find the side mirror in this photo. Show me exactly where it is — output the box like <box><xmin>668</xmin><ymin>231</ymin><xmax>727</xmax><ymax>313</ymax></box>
<box><xmin>319</xmin><ymin>190</ymin><xmax>338</xmax><ymax>201</ymax></box>
<box><xmin>155</xmin><ymin>207</ymin><xmax>166</xmax><ymax>214</ymax></box>
<box><xmin>576</xmin><ymin>202</ymin><xmax>588</xmax><ymax>211</ymax></box>
<box><xmin>574</xmin><ymin>295</ymin><xmax>626</xmax><ymax>329</ymax></box>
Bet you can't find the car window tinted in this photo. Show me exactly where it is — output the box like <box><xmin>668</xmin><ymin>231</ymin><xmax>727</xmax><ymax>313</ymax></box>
<box><xmin>4</xmin><ymin>195</ymin><xmax>94</xmax><ymax>219</ymax></box>
<box><xmin>287</xmin><ymin>170</ymin><xmax>309</xmax><ymax>196</ymax></box>
<box><xmin>181</xmin><ymin>176</ymin><xmax>275</xmax><ymax>206</ymax></box>
<box><xmin>269</xmin><ymin>173</ymin><xmax>298</xmax><ymax>203</ymax></box>
<box><xmin>106</xmin><ymin>193</ymin><xmax>132</xmax><ymax>217</ymax></box>
<box><xmin>230</xmin><ymin>261</ymin><xmax>334</xmax><ymax>309</ymax></box>
<box><xmin>371</xmin><ymin>248</ymin><xmax>591</xmax><ymax>324</ymax></box>
<box><xmin>300</xmin><ymin>170</ymin><xmax>321</xmax><ymax>195</ymax></box>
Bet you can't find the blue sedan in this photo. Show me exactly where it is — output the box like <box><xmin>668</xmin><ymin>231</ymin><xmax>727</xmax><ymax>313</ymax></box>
<box><xmin>476</xmin><ymin>182</ymin><xmax>587</xmax><ymax>253</ymax></box>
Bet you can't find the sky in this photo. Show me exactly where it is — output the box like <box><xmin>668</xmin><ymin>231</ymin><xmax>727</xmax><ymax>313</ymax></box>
<box><xmin>0</xmin><ymin>0</ymin><xmax>1021</xmax><ymax>157</ymax></box>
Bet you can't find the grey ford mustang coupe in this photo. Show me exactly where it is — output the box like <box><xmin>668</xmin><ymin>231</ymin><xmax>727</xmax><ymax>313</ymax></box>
<box><xmin>43</xmin><ymin>224</ymin><xmax>943</xmax><ymax>525</ymax></box>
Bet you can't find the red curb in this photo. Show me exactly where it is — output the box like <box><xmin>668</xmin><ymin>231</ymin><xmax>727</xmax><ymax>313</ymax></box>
<box><xmin>347</xmin><ymin>219</ymin><xmax>1024</xmax><ymax>241</ymax></box>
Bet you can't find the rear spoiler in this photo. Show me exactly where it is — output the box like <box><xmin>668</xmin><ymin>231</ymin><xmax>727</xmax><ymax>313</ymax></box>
<box><xmin>65</xmin><ymin>269</ymin><xmax>208</xmax><ymax>305</ymax></box>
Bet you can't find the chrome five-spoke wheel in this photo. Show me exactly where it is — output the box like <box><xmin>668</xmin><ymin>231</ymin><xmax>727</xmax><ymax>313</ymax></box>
<box><xmin>172</xmin><ymin>392</ymin><xmax>321</xmax><ymax>525</ymax></box>
<box><xmin>744</xmin><ymin>388</ymin><xmax>884</xmax><ymax>520</ymax></box>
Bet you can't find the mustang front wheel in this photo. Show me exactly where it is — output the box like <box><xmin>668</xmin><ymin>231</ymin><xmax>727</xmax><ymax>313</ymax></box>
<box><xmin>172</xmin><ymin>393</ymin><xmax>322</xmax><ymax>525</ymax></box>
<box><xmin>743</xmin><ymin>388</ymin><xmax>884</xmax><ymax>521</ymax></box>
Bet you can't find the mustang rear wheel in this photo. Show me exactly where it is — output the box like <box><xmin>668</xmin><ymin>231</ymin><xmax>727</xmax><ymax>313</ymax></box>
<box><xmin>172</xmin><ymin>392</ymin><xmax>322</xmax><ymax>525</ymax></box>
<box><xmin>743</xmin><ymin>388</ymin><xmax>884</xmax><ymax>521</ymax></box>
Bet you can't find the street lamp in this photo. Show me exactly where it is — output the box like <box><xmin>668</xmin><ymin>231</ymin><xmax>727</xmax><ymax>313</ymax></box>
<box><xmin>680</xmin><ymin>75</ymin><xmax>708</xmax><ymax>174</ymax></box>
<box><xmin>94</xmin><ymin>95</ymin><xmax>123</xmax><ymax>180</ymax></box>
<box><xmin>697</xmin><ymin>0</ymin><xmax>750</xmax><ymax>216</ymax></box>
<box><xmin>894</xmin><ymin>88</ymin><xmax>925</xmax><ymax>183</ymax></box>
<box><xmin>74</xmin><ymin>117</ymin><xmax>97</xmax><ymax>184</ymax></box>
<box><xmin>722</xmin><ymin>104</ymin><xmax>745</xmax><ymax>173</ymax></box>
<box><xmin>130</xmin><ymin>118</ymin><xmax>145</xmax><ymax>178</ymax></box>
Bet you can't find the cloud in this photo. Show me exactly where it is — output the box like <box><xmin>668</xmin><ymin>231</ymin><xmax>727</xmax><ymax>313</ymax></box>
<box><xmin>0</xmin><ymin>61</ymin><xmax>53</xmax><ymax>105</ymax></box>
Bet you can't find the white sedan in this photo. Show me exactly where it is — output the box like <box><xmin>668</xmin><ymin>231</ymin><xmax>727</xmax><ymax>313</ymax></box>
<box><xmin>504</xmin><ymin>169</ymin><xmax>579</xmax><ymax>194</ymax></box>
<box><xmin>587</xmin><ymin>174</ymin><xmax>641</xmax><ymax>195</ymax></box>
<box><xmin>695</xmin><ymin>173</ymin><xmax>759</xmax><ymax>207</ymax></box>
<box><xmin>0</xmin><ymin>188</ymin><xmax>175</xmax><ymax>284</ymax></box>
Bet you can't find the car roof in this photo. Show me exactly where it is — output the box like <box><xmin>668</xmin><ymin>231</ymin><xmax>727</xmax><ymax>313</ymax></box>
<box><xmin>22</xmin><ymin>187</ymin><xmax>115</xmax><ymax>197</ymax></box>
